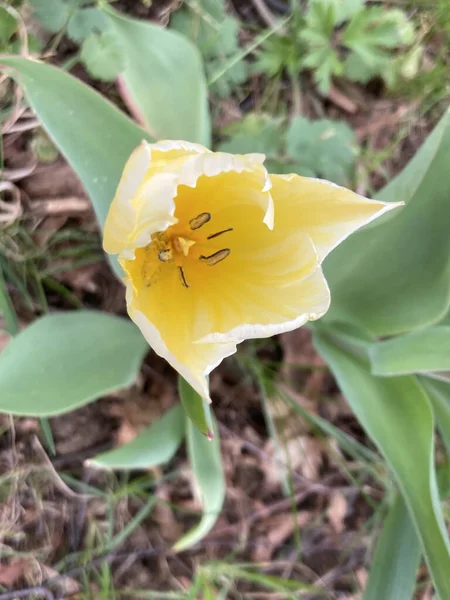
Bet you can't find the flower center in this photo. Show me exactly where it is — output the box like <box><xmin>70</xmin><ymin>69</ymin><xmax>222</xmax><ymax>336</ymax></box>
<box><xmin>143</xmin><ymin>212</ymin><xmax>233</xmax><ymax>289</ymax></box>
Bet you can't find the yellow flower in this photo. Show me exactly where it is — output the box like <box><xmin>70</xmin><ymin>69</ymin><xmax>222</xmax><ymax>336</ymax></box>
<box><xmin>104</xmin><ymin>140</ymin><xmax>401</xmax><ymax>400</ymax></box>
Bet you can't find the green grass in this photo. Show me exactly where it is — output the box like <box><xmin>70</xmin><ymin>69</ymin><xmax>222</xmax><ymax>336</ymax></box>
<box><xmin>0</xmin><ymin>220</ymin><xmax>101</xmax><ymax>314</ymax></box>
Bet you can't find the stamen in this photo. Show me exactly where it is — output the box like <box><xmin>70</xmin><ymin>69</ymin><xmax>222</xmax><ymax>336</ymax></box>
<box><xmin>207</xmin><ymin>228</ymin><xmax>233</xmax><ymax>240</ymax></box>
<box><xmin>158</xmin><ymin>248</ymin><xmax>173</xmax><ymax>262</ymax></box>
<box><xmin>190</xmin><ymin>212</ymin><xmax>211</xmax><ymax>230</ymax></box>
<box><xmin>175</xmin><ymin>237</ymin><xmax>196</xmax><ymax>256</ymax></box>
<box><xmin>178</xmin><ymin>266</ymin><xmax>189</xmax><ymax>288</ymax></box>
<box><xmin>199</xmin><ymin>248</ymin><xmax>231</xmax><ymax>266</ymax></box>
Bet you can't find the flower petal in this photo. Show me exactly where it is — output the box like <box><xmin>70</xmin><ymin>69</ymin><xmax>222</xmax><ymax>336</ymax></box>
<box><xmin>149</xmin><ymin>139</ymin><xmax>210</xmax><ymax>161</ymax></box>
<box><xmin>103</xmin><ymin>141</ymin><xmax>151</xmax><ymax>256</ymax></box>
<box><xmin>185</xmin><ymin>225</ymin><xmax>330</xmax><ymax>344</ymax></box>
<box><xmin>271</xmin><ymin>174</ymin><xmax>403</xmax><ymax>262</ymax></box>
<box><xmin>123</xmin><ymin>268</ymin><xmax>236</xmax><ymax>401</ymax></box>
<box><xmin>104</xmin><ymin>146</ymin><xmax>274</xmax><ymax>261</ymax></box>
<box><xmin>175</xmin><ymin>152</ymin><xmax>274</xmax><ymax>229</ymax></box>
<box><xmin>128</xmin><ymin>172</ymin><xmax>179</xmax><ymax>253</ymax></box>
<box><xmin>198</xmin><ymin>266</ymin><xmax>330</xmax><ymax>343</ymax></box>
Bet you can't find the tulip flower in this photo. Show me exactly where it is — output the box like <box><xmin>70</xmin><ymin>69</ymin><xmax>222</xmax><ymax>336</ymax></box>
<box><xmin>104</xmin><ymin>140</ymin><xmax>401</xmax><ymax>400</ymax></box>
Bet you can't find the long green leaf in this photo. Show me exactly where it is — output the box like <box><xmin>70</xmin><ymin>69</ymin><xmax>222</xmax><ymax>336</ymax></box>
<box><xmin>174</xmin><ymin>415</ymin><xmax>225</xmax><ymax>551</ymax></box>
<box><xmin>89</xmin><ymin>404</ymin><xmax>185</xmax><ymax>469</ymax></box>
<box><xmin>324</xmin><ymin>109</ymin><xmax>450</xmax><ymax>335</ymax></box>
<box><xmin>0</xmin><ymin>311</ymin><xmax>147</xmax><ymax>416</ymax></box>
<box><xmin>0</xmin><ymin>56</ymin><xmax>151</xmax><ymax>277</ymax></box>
<box><xmin>213</xmin><ymin>564</ymin><xmax>317</xmax><ymax>595</ymax></box>
<box><xmin>313</xmin><ymin>331</ymin><xmax>450</xmax><ymax>599</ymax></box>
<box><xmin>102</xmin><ymin>5</ymin><xmax>211</xmax><ymax>146</ymax></box>
<box><xmin>0</xmin><ymin>263</ymin><xmax>19</xmax><ymax>335</ymax></box>
<box><xmin>420</xmin><ymin>377</ymin><xmax>450</xmax><ymax>460</ymax></box>
<box><xmin>178</xmin><ymin>376</ymin><xmax>213</xmax><ymax>437</ymax></box>
<box><xmin>364</xmin><ymin>494</ymin><xmax>421</xmax><ymax>600</ymax></box>
<box><xmin>370</xmin><ymin>326</ymin><xmax>450</xmax><ymax>376</ymax></box>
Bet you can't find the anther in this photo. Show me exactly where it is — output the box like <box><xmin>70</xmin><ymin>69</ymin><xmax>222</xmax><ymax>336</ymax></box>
<box><xmin>178</xmin><ymin>266</ymin><xmax>189</xmax><ymax>288</ymax></box>
<box><xmin>199</xmin><ymin>248</ymin><xmax>231</xmax><ymax>266</ymax></box>
<box><xmin>158</xmin><ymin>248</ymin><xmax>173</xmax><ymax>262</ymax></box>
<box><xmin>207</xmin><ymin>228</ymin><xmax>233</xmax><ymax>240</ymax></box>
<box><xmin>190</xmin><ymin>212</ymin><xmax>211</xmax><ymax>230</ymax></box>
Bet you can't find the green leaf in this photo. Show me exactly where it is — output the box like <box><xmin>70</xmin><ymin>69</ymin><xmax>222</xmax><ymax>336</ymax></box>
<box><xmin>80</xmin><ymin>32</ymin><xmax>126</xmax><ymax>81</ymax></box>
<box><xmin>314</xmin><ymin>330</ymin><xmax>450</xmax><ymax>599</ymax></box>
<box><xmin>178</xmin><ymin>376</ymin><xmax>213</xmax><ymax>437</ymax></box>
<box><xmin>300</xmin><ymin>1</ymin><xmax>346</xmax><ymax>93</ymax></box>
<box><xmin>29</xmin><ymin>0</ymin><xmax>72</xmax><ymax>33</ymax></box>
<box><xmin>206</xmin><ymin>56</ymin><xmax>248</xmax><ymax>98</ymax></box>
<box><xmin>214</xmin><ymin>564</ymin><xmax>318</xmax><ymax>594</ymax></box>
<box><xmin>344</xmin><ymin>51</ymin><xmax>389</xmax><ymax>84</ymax></box>
<box><xmin>170</xmin><ymin>1</ymin><xmax>248</xmax><ymax>98</ymax></box>
<box><xmin>0</xmin><ymin>56</ymin><xmax>151</xmax><ymax>278</ymax></box>
<box><xmin>0</xmin><ymin>311</ymin><xmax>147</xmax><ymax>416</ymax></box>
<box><xmin>102</xmin><ymin>5</ymin><xmax>211</xmax><ymax>146</ymax></box>
<box><xmin>171</xmin><ymin>4</ymin><xmax>237</xmax><ymax>60</ymax></box>
<box><xmin>364</xmin><ymin>494</ymin><xmax>421</xmax><ymax>600</ymax></box>
<box><xmin>0</xmin><ymin>7</ymin><xmax>17</xmax><ymax>44</ymax></box>
<box><xmin>370</xmin><ymin>327</ymin><xmax>450</xmax><ymax>376</ymax></box>
<box><xmin>324</xmin><ymin>109</ymin><xmax>450</xmax><ymax>336</ymax></box>
<box><xmin>174</xmin><ymin>414</ymin><xmax>225</xmax><ymax>551</ymax></box>
<box><xmin>286</xmin><ymin>117</ymin><xmax>357</xmax><ymax>185</ymax></box>
<box><xmin>303</xmin><ymin>46</ymin><xmax>343</xmax><ymax>94</ymax></box>
<box><xmin>325</xmin><ymin>0</ymin><xmax>364</xmax><ymax>25</ymax></box>
<box><xmin>343</xmin><ymin>8</ymin><xmax>406</xmax><ymax>51</ymax></box>
<box><xmin>420</xmin><ymin>378</ymin><xmax>450</xmax><ymax>460</ymax></box>
<box><xmin>67</xmin><ymin>7</ymin><xmax>108</xmax><ymax>43</ymax></box>
<box><xmin>0</xmin><ymin>264</ymin><xmax>19</xmax><ymax>336</ymax></box>
<box><xmin>304</xmin><ymin>0</ymin><xmax>336</xmax><ymax>37</ymax></box>
<box><xmin>89</xmin><ymin>404</ymin><xmax>185</xmax><ymax>469</ymax></box>
<box><xmin>251</xmin><ymin>36</ymin><xmax>296</xmax><ymax>78</ymax></box>
<box><xmin>340</xmin><ymin>8</ymin><xmax>415</xmax><ymax>84</ymax></box>
<box><xmin>218</xmin><ymin>113</ymin><xmax>283</xmax><ymax>157</ymax></box>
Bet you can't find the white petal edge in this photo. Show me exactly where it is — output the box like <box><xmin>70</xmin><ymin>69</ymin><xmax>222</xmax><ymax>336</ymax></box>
<box><xmin>125</xmin><ymin>283</ymin><xmax>238</xmax><ymax>401</ymax></box>
<box><xmin>116</xmin><ymin>141</ymin><xmax>151</xmax><ymax>209</ymax></box>
<box><xmin>196</xmin><ymin>267</ymin><xmax>331</xmax><ymax>344</ymax></box>
<box><xmin>103</xmin><ymin>141</ymin><xmax>151</xmax><ymax>255</ymax></box>
<box><xmin>125</xmin><ymin>172</ymin><xmax>180</xmax><ymax>256</ymax></box>
<box><xmin>277</xmin><ymin>174</ymin><xmax>404</xmax><ymax>262</ymax></box>
<box><xmin>149</xmin><ymin>139</ymin><xmax>211</xmax><ymax>155</ymax></box>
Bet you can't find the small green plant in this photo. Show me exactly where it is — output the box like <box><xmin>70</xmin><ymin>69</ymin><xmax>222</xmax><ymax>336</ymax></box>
<box><xmin>0</xmin><ymin>7</ymin><xmax>17</xmax><ymax>52</ymax></box>
<box><xmin>219</xmin><ymin>112</ymin><xmax>358</xmax><ymax>185</ymax></box>
<box><xmin>170</xmin><ymin>0</ymin><xmax>248</xmax><ymax>97</ymax></box>
<box><xmin>0</xmin><ymin>5</ymin><xmax>42</xmax><ymax>54</ymax></box>
<box><xmin>29</xmin><ymin>0</ymin><xmax>125</xmax><ymax>80</ymax></box>
<box><xmin>253</xmin><ymin>0</ymin><xmax>422</xmax><ymax>93</ymax></box>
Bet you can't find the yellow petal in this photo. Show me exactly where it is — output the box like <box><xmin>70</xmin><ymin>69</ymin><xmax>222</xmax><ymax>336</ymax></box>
<box><xmin>172</xmin><ymin>153</ymin><xmax>274</xmax><ymax>231</ymax></box>
<box><xmin>122</xmin><ymin>227</ymin><xmax>329</xmax><ymax>399</ymax></box>
<box><xmin>103</xmin><ymin>141</ymin><xmax>151</xmax><ymax>257</ymax></box>
<box><xmin>104</xmin><ymin>145</ymin><xmax>273</xmax><ymax>261</ymax></box>
<box><xmin>271</xmin><ymin>174</ymin><xmax>403</xmax><ymax>262</ymax></box>
<box><xmin>119</xmin><ymin>167</ymin><xmax>333</xmax><ymax>400</ymax></box>
<box><xmin>188</xmin><ymin>227</ymin><xmax>330</xmax><ymax>344</ymax></box>
<box><xmin>149</xmin><ymin>139</ymin><xmax>210</xmax><ymax>162</ymax></box>
<box><xmin>123</xmin><ymin>265</ymin><xmax>237</xmax><ymax>401</ymax></box>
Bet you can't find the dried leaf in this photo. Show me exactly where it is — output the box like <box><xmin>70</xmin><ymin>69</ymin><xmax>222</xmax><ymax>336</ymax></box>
<box><xmin>328</xmin><ymin>492</ymin><xmax>348</xmax><ymax>533</ymax></box>
<box><xmin>0</xmin><ymin>559</ymin><xmax>29</xmax><ymax>586</ymax></box>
